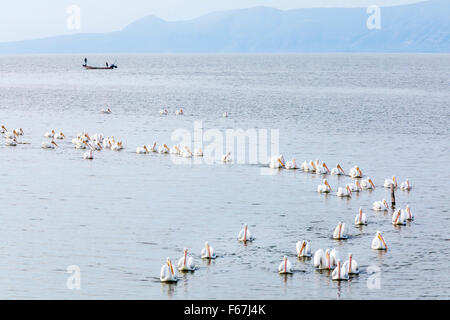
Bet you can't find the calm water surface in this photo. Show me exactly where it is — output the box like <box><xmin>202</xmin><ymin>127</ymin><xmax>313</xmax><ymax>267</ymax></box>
<box><xmin>0</xmin><ymin>54</ymin><xmax>449</xmax><ymax>299</ymax></box>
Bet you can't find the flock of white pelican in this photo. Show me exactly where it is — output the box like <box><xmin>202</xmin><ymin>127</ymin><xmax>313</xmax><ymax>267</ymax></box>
<box><xmin>161</xmin><ymin>225</ymin><xmax>249</xmax><ymax>283</ymax></box>
<box><xmin>159</xmin><ymin>108</ymin><xmax>229</xmax><ymax>118</ymax></box>
<box><xmin>160</xmin><ymin>218</ymin><xmax>393</xmax><ymax>282</ymax></box>
<box><xmin>161</xmin><ymin>208</ymin><xmax>411</xmax><ymax>282</ymax></box>
<box><xmin>269</xmin><ymin>155</ymin><xmax>413</xmax><ymax>280</ymax></box>
<box><xmin>1</xmin><ymin>126</ymin><xmax>26</xmax><ymax>146</ymax></box>
<box><xmin>159</xmin><ymin>155</ymin><xmax>415</xmax><ymax>283</ymax></box>
<box><xmin>1</xmin><ymin>121</ymin><xmax>236</xmax><ymax>164</ymax></box>
<box><xmin>2</xmin><ymin>107</ymin><xmax>234</xmax><ymax>161</ymax></box>
<box><xmin>160</xmin><ymin>167</ymin><xmax>414</xmax><ymax>283</ymax></box>
<box><xmin>134</xmin><ymin>142</ymin><xmax>204</xmax><ymax>158</ymax></box>
<box><xmin>159</xmin><ymin>108</ymin><xmax>184</xmax><ymax>116</ymax></box>
<box><xmin>1</xmin><ymin>123</ymin><xmax>134</xmax><ymax>163</ymax></box>
<box><xmin>1</xmin><ymin>119</ymin><xmax>414</xmax><ymax>284</ymax></box>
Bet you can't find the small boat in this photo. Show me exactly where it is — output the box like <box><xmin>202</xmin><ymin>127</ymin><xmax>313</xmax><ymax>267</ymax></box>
<box><xmin>83</xmin><ymin>64</ymin><xmax>117</xmax><ymax>70</ymax></box>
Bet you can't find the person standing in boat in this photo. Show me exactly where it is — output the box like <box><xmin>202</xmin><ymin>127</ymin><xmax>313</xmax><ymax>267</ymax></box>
<box><xmin>106</xmin><ymin>62</ymin><xmax>109</xmax><ymax>68</ymax></box>
<box><xmin>84</xmin><ymin>58</ymin><xmax>87</xmax><ymax>66</ymax></box>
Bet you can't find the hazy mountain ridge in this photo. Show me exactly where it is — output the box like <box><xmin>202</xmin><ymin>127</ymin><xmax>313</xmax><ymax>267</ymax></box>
<box><xmin>0</xmin><ymin>0</ymin><xmax>448</xmax><ymax>53</ymax></box>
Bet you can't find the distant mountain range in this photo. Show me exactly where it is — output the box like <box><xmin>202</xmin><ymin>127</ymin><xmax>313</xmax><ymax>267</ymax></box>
<box><xmin>0</xmin><ymin>0</ymin><xmax>448</xmax><ymax>53</ymax></box>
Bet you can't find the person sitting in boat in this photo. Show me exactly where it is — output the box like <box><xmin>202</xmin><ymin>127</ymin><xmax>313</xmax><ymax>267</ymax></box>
<box><xmin>106</xmin><ymin>62</ymin><xmax>109</xmax><ymax>68</ymax></box>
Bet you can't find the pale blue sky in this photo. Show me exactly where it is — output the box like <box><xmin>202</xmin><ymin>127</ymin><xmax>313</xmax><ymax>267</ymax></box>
<box><xmin>1</xmin><ymin>0</ymin><xmax>425</xmax><ymax>42</ymax></box>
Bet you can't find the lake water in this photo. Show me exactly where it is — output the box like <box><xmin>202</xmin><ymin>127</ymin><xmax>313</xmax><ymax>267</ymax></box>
<box><xmin>0</xmin><ymin>54</ymin><xmax>449</xmax><ymax>299</ymax></box>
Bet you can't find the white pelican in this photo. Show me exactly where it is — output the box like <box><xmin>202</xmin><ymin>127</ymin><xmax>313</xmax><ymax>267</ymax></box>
<box><xmin>331</xmin><ymin>164</ymin><xmax>345</xmax><ymax>175</ymax></box>
<box><xmin>13</xmin><ymin>128</ymin><xmax>23</xmax><ymax>136</ymax></box>
<box><xmin>111</xmin><ymin>141</ymin><xmax>123</xmax><ymax>151</ymax></box>
<box><xmin>74</xmin><ymin>132</ymin><xmax>86</xmax><ymax>140</ymax></box>
<box><xmin>371</xmin><ymin>231</ymin><xmax>387</xmax><ymax>250</ymax></box>
<box><xmin>310</xmin><ymin>160</ymin><xmax>318</xmax><ymax>172</ymax></box>
<box><xmin>400</xmin><ymin>179</ymin><xmax>412</xmax><ymax>191</ymax></box>
<box><xmin>91</xmin><ymin>133</ymin><xmax>104</xmax><ymax>143</ymax></box>
<box><xmin>343</xmin><ymin>253</ymin><xmax>359</xmax><ymax>275</ymax></box>
<box><xmin>354</xmin><ymin>207</ymin><xmax>368</xmax><ymax>225</ymax></box>
<box><xmin>238</xmin><ymin>224</ymin><xmax>254</xmax><ymax>242</ymax></box>
<box><xmin>136</xmin><ymin>145</ymin><xmax>149</xmax><ymax>154</ymax></box>
<box><xmin>349</xmin><ymin>166</ymin><xmax>363</xmax><ymax>178</ymax></box>
<box><xmin>296</xmin><ymin>240</ymin><xmax>311</xmax><ymax>258</ymax></box>
<box><xmin>269</xmin><ymin>155</ymin><xmax>285</xmax><ymax>169</ymax></box>
<box><xmin>160</xmin><ymin>258</ymin><xmax>178</xmax><ymax>283</ymax></box>
<box><xmin>3</xmin><ymin>130</ymin><xmax>17</xmax><ymax>140</ymax></box>
<box><xmin>159</xmin><ymin>109</ymin><xmax>169</xmax><ymax>115</ymax></box>
<box><xmin>332</xmin><ymin>260</ymin><xmax>349</xmax><ymax>281</ymax></box>
<box><xmin>201</xmin><ymin>242</ymin><xmax>217</xmax><ymax>259</ymax></box>
<box><xmin>147</xmin><ymin>142</ymin><xmax>157</xmax><ymax>152</ymax></box>
<box><xmin>158</xmin><ymin>144</ymin><xmax>170</xmax><ymax>154</ymax></box>
<box><xmin>314</xmin><ymin>248</ymin><xmax>338</xmax><ymax>270</ymax></box>
<box><xmin>177</xmin><ymin>248</ymin><xmax>195</xmax><ymax>272</ymax></box>
<box><xmin>317</xmin><ymin>179</ymin><xmax>332</xmax><ymax>193</ymax></box>
<box><xmin>181</xmin><ymin>146</ymin><xmax>193</xmax><ymax>158</ymax></box>
<box><xmin>5</xmin><ymin>138</ymin><xmax>17</xmax><ymax>146</ymax></box>
<box><xmin>300</xmin><ymin>160</ymin><xmax>314</xmax><ymax>172</ymax></box>
<box><xmin>194</xmin><ymin>148</ymin><xmax>203</xmax><ymax>157</ymax></box>
<box><xmin>44</xmin><ymin>130</ymin><xmax>56</xmax><ymax>138</ymax></box>
<box><xmin>88</xmin><ymin>141</ymin><xmax>103</xmax><ymax>151</ymax></box>
<box><xmin>392</xmin><ymin>209</ymin><xmax>407</xmax><ymax>225</ymax></box>
<box><xmin>83</xmin><ymin>150</ymin><xmax>94</xmax><ymax>160</ymax></box>
<box><xmin>102</xmin><ymin>138</ymin><xmax>112</xmax><ymax>149</ymax></box>
<box><xmin>74</xmin><ymin>139</ymin><xmax>88</xmax><ymax>149</ymax></box>
<box><xmin>336</xmin><ymin>185</ymin><xmax>352</xmax><ymax>197</ymax></box>
<box><xmin>278</xmin><ymin>256</ymin><xmax>293</xmax><ymax>274</ymax></box>
<box><xmin>169</xmin><ymin>144</ymin><xmax>181</xmax><ymax>155</ymax></box>
<box><xmin>222</xmin><ymin>152</ymin><xmax>232</xmax><ymax>163</ymax></box>
<box><xmin>315</xmin><ymin>162</ymin><xmax>330</xmax><ymax>174</ymax></box>
<box><xmin>172</xmin><ymin>144</ymin><xmax>182</xmax><ymax>155</ymax></box>
<box><xmin>285</xmin><ymin>159</ymin><xmax>298</xmax><ymax>169</ymax></box>
<box><xmin>175</xmin><ymin>109</ymin><xmax>184</xmax><ymax>115</ymax></box>
<box><xmin>0</xmin><ymin>125</ymin><xmax>7</xmax><ymax>134</ymax></box>
<box><xmin>404</xmin><ymin>205</ymin><xmax>414</xmax><ymax>220</ymax></box>
<box><xmin>384</xmin><ymin>176</ymin><xmax>397</xmax><ymax>188</ymax></box>
<box><xmin>81</xmin><ymin>133</ymin><xmax>91</xmax><ymax>142</ymax></box>
<box><xmin>100</xmin><ymin>108</ymin><xmax>112</xmax><ymax>114</ymax></box>
<box><xmin>348</xmin><ymin>180</ymin><xmax>362</xmax><ymax>192</ymax></box>
<box><xmin>333</xmin><ymin>222</ymin><xmax>348</xmax><ymax>240</ymax></box>
<box><xmin>361</xmin><ymin>177</ymin><xmax>376</xmax><ymax>190</ymax></box>
<box><xmin>373</xmin><ymin>199</ymin><xmax>389</xmax><ymax>211</ymax></box>
<box><xmin>41</xmin><ymin>140</ymin><xmax>58</xmax><ymax>149</ymax></box>
<box><xmin>55</xmin><ymin>132</ymin><xmax>65</xmax><ymax>140</ymax></box>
